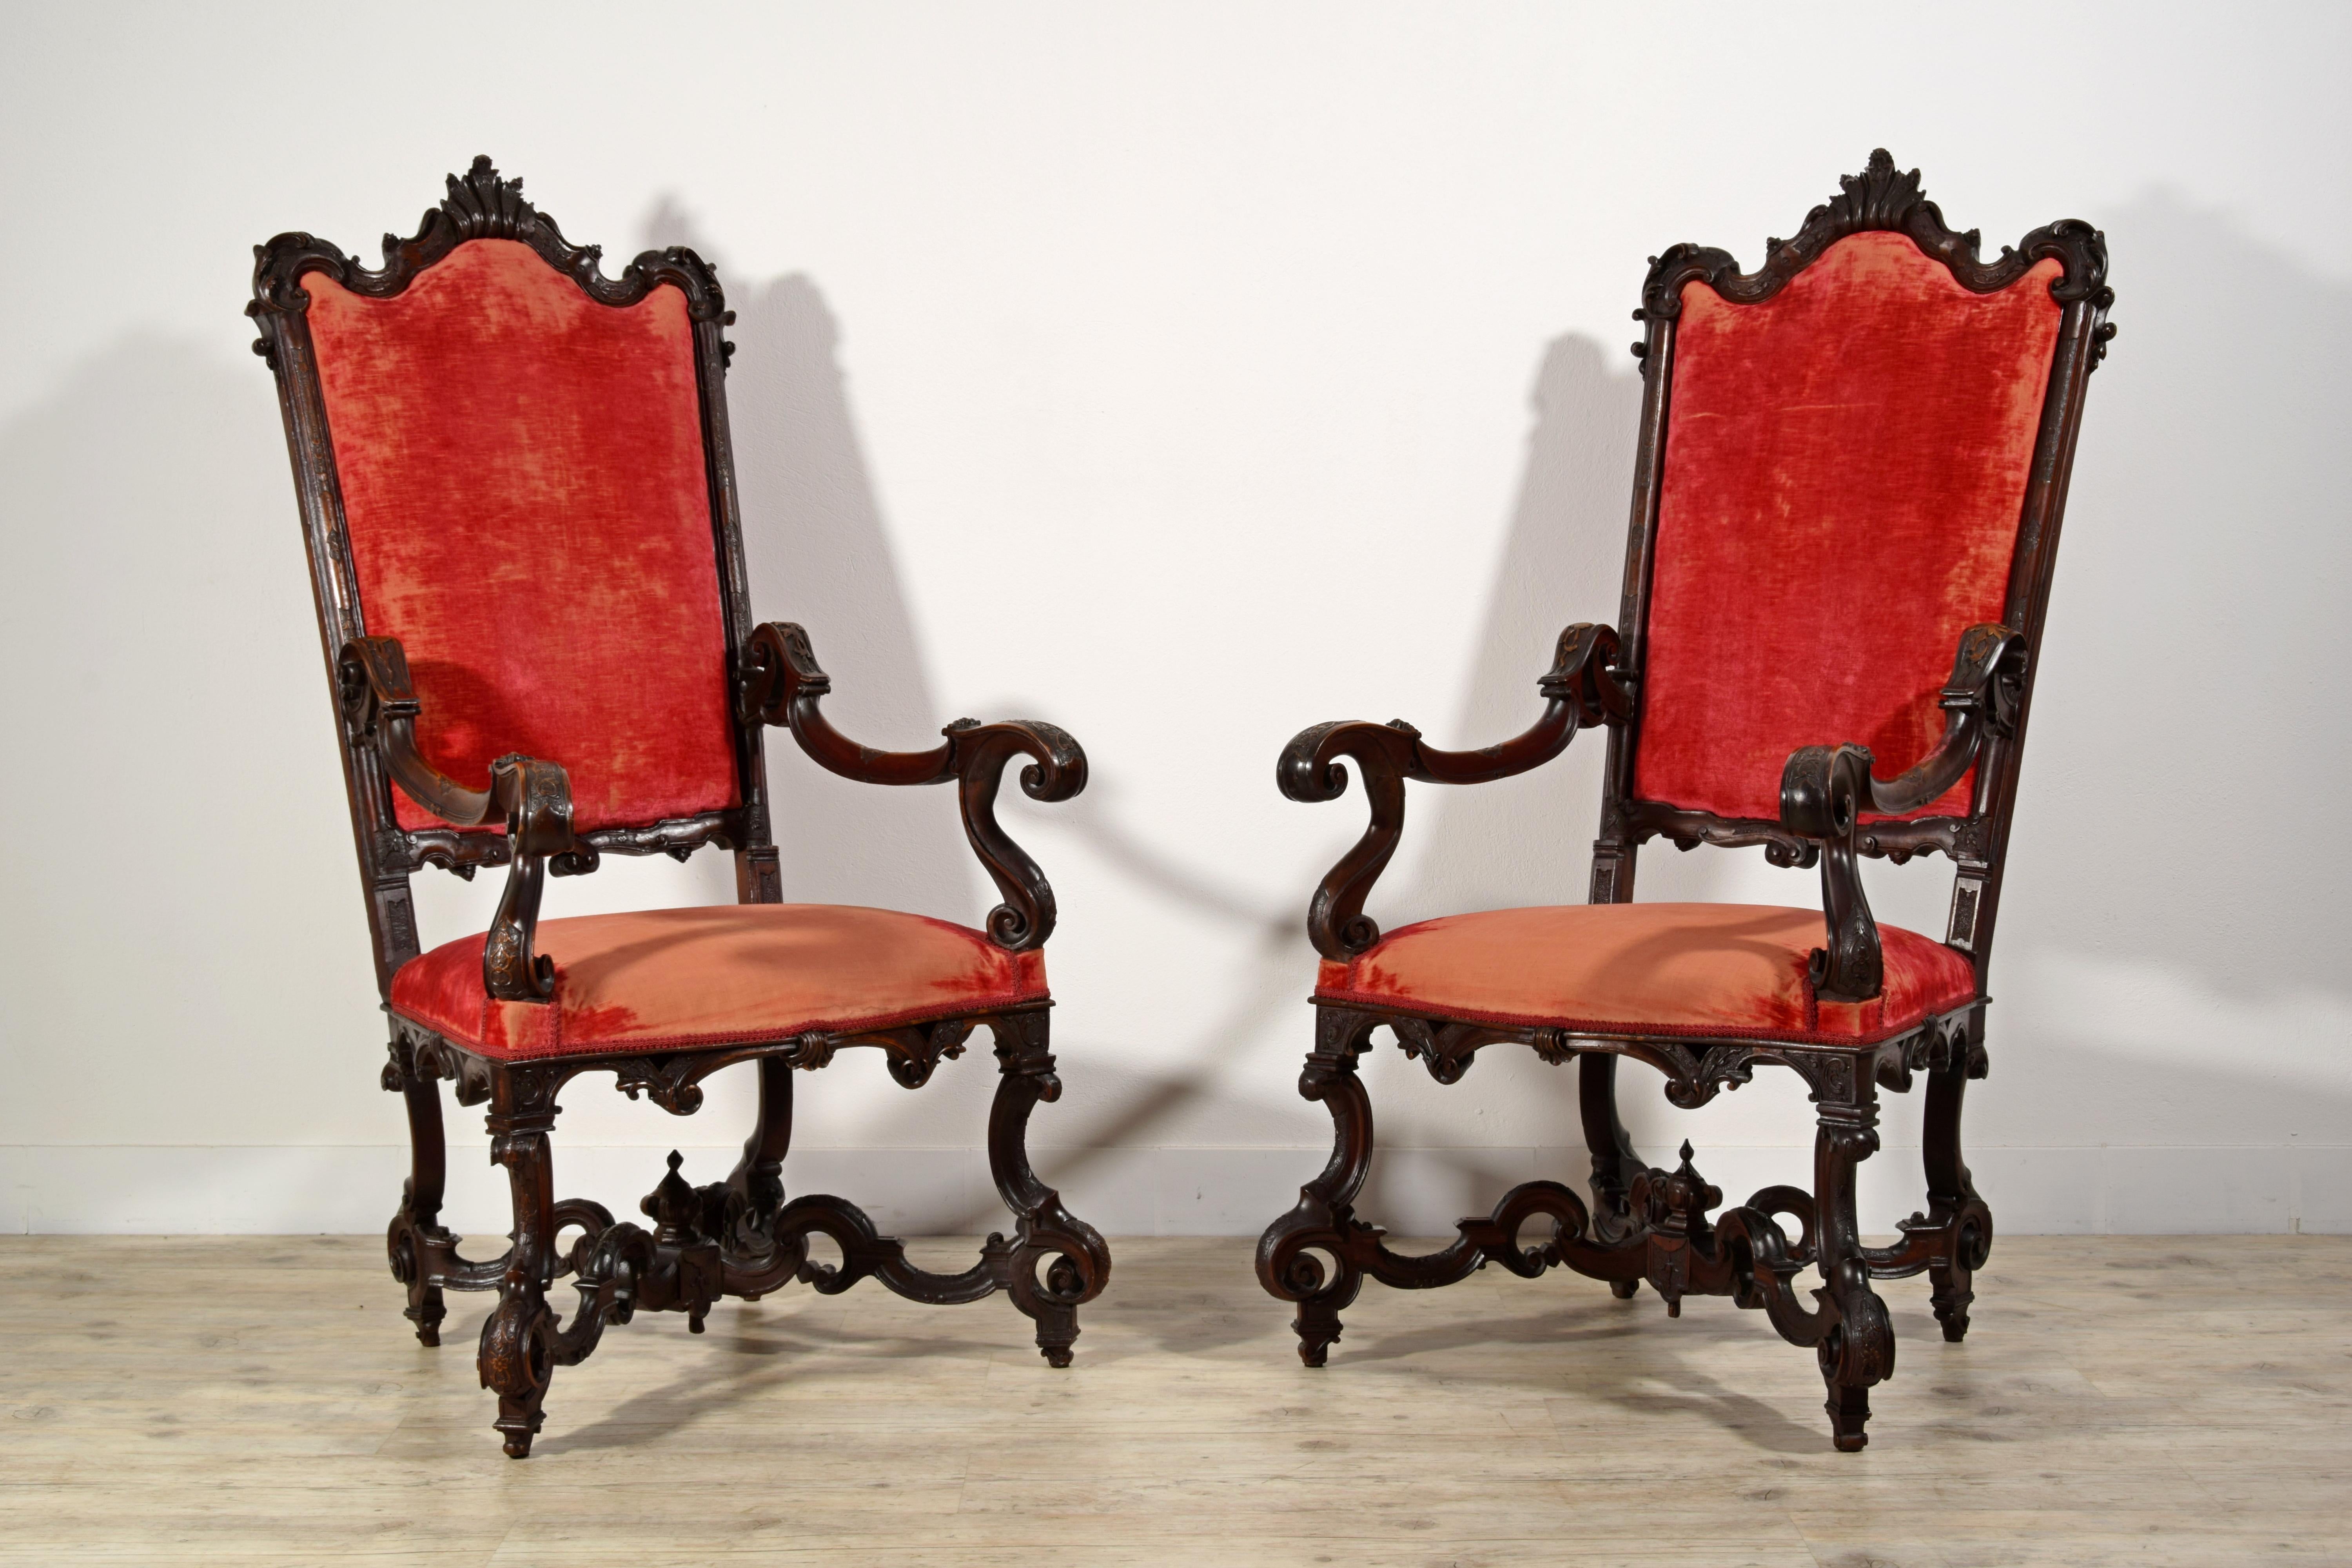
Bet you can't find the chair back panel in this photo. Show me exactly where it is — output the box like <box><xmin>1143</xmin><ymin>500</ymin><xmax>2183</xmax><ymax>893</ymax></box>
<box><xmin>1633</xmin><ymin>232</ymin><xmax>2063</xmax><ymax>822</ymax></box>
<box><xmin>305</xmin><ymin>238</ymin><xmax>739</xmax><ymax>833</ymax></box>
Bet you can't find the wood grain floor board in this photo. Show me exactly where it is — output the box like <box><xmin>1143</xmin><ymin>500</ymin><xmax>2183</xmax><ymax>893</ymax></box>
<box><xmin>1</xmin><ymin>1234</ymin><xmax>2345</xmax><ymax>1565</ymax></box>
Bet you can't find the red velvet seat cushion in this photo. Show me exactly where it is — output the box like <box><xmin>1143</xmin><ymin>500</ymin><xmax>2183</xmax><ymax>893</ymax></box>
<box><xmin>390</xmin><ymin>904</ymin><xmax>1047</xmax><ymax>1060</ymax></box>
<box><xmin>1313</xmin><ymin>903</ymin><xmax>1975</xmax><ymax>1046</ymax></box>
<box><xmin>303</xmin><ymin>239</ymin><xmax>739</xmax><ymax>835</ymax></box>
<box><xmin>1637</xmin><ymin>233</ymin><xmax>2064</xmax><ymax>822</ymax></box>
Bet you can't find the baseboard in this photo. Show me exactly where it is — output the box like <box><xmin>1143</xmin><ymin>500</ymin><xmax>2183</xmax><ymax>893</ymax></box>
<box><xmin>3</xmin><ymin>1143</ymin><xmax>2345</xmax><ymax>1236</ymax></box>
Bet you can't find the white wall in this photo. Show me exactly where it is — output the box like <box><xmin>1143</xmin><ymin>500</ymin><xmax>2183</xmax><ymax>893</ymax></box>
<box><xmin>3</xmin><ymin>3</ymin><xmax>2346</xmax><ymax>1238</ymax></box>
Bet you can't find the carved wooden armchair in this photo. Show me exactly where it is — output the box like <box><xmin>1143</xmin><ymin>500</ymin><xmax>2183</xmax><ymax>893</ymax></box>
<box><xmin>1256</xmin><ymin>152</ymin><xmax>2112</xmax><ymax>1450</ymax></box>
<box><xmin>249</xmin><ymin>158</ymin><xmax>1109</xmax><ymax>1457</ymax></box>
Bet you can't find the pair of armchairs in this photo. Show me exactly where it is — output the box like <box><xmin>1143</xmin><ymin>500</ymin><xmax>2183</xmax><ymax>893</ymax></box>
<box><xmin>250</xmin><ymin>151</ymin><xmax>2111</xmax><ymax>1457</ymax></box>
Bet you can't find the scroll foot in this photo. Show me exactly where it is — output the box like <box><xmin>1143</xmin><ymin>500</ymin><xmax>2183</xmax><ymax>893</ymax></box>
<box><xmin>1295</xmin><ymin>1293</ymin><xmax>1344</xmax><ymax>1368</ymax></box>
<box><xmin>1826</xmin><ymin>1381</ymin><xmax>1871</xmax><ymax>1452</ymax></box>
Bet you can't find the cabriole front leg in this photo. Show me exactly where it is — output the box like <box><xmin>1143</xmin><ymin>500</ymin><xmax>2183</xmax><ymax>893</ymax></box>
<box><xmin>1255</xmin><ymin>1007</ymin><xmax>1377</xmax><ymax>1367</ymax></box>
<box><xmin>987</xmin><ymin>1011</ymin><xmax>1110</xmax><ymax>1367</ymax></box>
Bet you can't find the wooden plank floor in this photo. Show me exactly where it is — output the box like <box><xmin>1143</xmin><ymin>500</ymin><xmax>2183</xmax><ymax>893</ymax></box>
<box><xmin>2</xmin><ymin>1234</ymin><xmax>2347</xmax><ymax>1565</ymax></box>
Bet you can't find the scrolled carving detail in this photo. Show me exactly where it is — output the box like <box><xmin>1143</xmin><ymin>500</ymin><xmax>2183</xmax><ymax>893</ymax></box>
<box><xmin>817</xmin><ymin>1016</ymin><xmax>982</xmax><ymax>1089</ymax></box>
<box><xmin>569</xmin><ymin>1220</ymin><xmax>660</xmax><ymax>1332</ymax></box>
<box><xmin>1623</xmin><ymin>800</ymin><xmax>1965</xmax><ymax>867</ymax></box>
<box><xmin>338</xmin><ymin>636</ymin><xmax>574</xmax><ymax>1001</ymax></box>
<box><xmin>735</xmin><ymin>620</ymin><xmax>833</xmax><ymax>730</ymax></box>
<box><xmin>782</xmin><ymin>1031</ymin><xmax>836</xmax><ymax>1071</ymax></box>
<box><xmin>1529</xmin><ymin>1028</ymin><xmax>1573</xmax><ymax>1066</ymax></box>
<box><xmin>1773</xmin><ymin>1048</ymin><xmax>1856</xmax><ymax>1104</ymax></box>
<box><xmin>1782</xmin><ymin>744</ymin><xmax>1883</xmax><ymax>1002</ymax></box>
<box><xmin>1279</xmin><ymin>623</ymin><xmax>1626</xmax><ymax>960</ymax></box>
<box><xmin>261</xmin><ymin>160</ymin><xmax>1127</xmax><ymax>1457</ymax></box>
<box><xmin>1598</xmin><ymin>1038</ymin><xmax>1760</xmax><ymax>1112</ymax></box>
<box><xmin>1245</xmin><ymin>150</ymin><xmax>2093</xmax><ymax>1455</ymax></box>
<box><xmin>407</xmin><ymin>1029</ymin><xmax>494</xmax><ymax>1107</ymax></box>
<box><xmin>610</xmin><ymin>1054</ymin><xmax>710</xmax><ymax>1116</ymax></box>
<box><xmin>741</xmin><ymin>621</ymin><xmax>1085</xmax><ymax>952</ymax></box>
<box><xmin>897</xmin><ymin>1017</ymin><xmax>978</xmax><ymax>1089</ymax></box>
<box><xmin>1389</xmin><ymin>1017</ymin><xmax>1534</xmax><ymax>1085</ymax></box>
<box><xmin>250</xmin><ymin>156</ymin><xmax>726</xmax><ymax>325</ymax></box>
<box><xmin>955</xmin><ymin>720</ymin><xmax>1085</xmax><ymax>952</ymax></box>
<box><xmin>1642</xmin><ymin>149</ymin><xmax>2109</xmax><ymax>321</ymax></box>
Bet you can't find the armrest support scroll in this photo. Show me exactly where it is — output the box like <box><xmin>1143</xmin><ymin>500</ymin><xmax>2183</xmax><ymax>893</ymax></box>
<box><xmin>954</xmin><ymin>718</ymin><xmax>1086</xmax><ymax>951</ymax></box>
<box><xmin>737</xmin><ymin>622</ymin><xmax>1086</xmax><ymax>952</ymax></box>
<box><xmin>1279</xmin><ymin>623</ymin><xmax>1627</xmax><ymax>962</ymax></box>
<box><xmin>1779</xmin><ymin>624</ymin><xmax>2026</xmax><ymax>1002</ymax></box>
<box><xmin>339</xmin><ymin>636</ymin><xmax>576</xmax><ymax>1002</ymax></box>
<box><xmin>1780</xmin><ymin>743</ymin><xmax>1882</xmax><ymax>1004</ymax></box>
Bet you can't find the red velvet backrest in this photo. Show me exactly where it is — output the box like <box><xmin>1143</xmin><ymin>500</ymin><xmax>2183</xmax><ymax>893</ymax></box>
<box><xmin>304</xmin><ymin>238</ymin><xmax>739</xmax><ymax>833</ymax></box>
<box><xmin>1634</xmin><ymin>232</ymin><xmax>2063</xmax><ymax>821</ymax></box>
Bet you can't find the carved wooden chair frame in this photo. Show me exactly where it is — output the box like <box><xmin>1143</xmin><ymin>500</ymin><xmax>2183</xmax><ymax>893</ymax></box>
<box><xmin>1256</xmin><ymin>152</ymin><xmax>2112</xmax><ymax>1450</ymax></box>
<box><xmin>250</xmin><ymin>159</ymin><xmax>1109</xmax><ymax>1457</ymax></box>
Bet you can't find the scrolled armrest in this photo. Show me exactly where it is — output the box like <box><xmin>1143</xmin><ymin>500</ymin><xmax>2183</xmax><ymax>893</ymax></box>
<box><xmin>1780</xmin><ymin>743</ymin><xmax>1882</xmax><ymax>1003</ymax></box>
<box><xmin>1281</xmin><ymin>623</ymin><xmax>1626</xmax><ymax>961</ymax></box>
<box><xmin>1863</xmin><ymin>623</ymin><xmax>2027</xmax><ymax>815</ymax></box>
<box><xmin>736</xmin><ymin>621</ymin><xmax>957</xmax><ymax>786</ymax></box>
<box><xmin>339</xmin><ymin>636</ymin><xmax>575</xmax><ymax>1001</ymax></box>
<box><xmin>952</xmin><ymin>717</ymin><xmax>1086</xmax><ymax>951</ymax></box>
<box><xmin>1779</xmin><ymin>623</ymin><xmax>2025</xmax><ymax>1002</ymax></box>
<box><xmin>737</xmin><ymin>621</ymin><xmax>1087</xmax><ymax>952</ymax></box>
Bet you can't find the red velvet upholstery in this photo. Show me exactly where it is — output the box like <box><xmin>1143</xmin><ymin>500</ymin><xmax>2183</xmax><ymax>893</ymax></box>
<box><xmin>390</xmin><ymin>904</ymin><xmax>1049</xmax><ymax>1060</ymax></box>
<box><xmin>1314</xmin><ymin>904</ymin><xmax>1975</xmax><ymax>1045</ymax></box>
<box><xmin>1637</xmin><ymin>233</ymin><xmax>2064</xmax><ymax>821</ymax></box>
<box><xmin>304</xmin><ymin>240</ymin><xmax>738</xmax><ymax>833</ymax></box>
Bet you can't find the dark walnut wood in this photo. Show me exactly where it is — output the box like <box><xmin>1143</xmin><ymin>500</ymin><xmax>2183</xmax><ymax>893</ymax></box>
<box><xmin>339</xmin><ymin>635</ymin><xmax>575</xmax><ymax>1000</ymax></box>
<box><xmin>256</xmin><ymin>157</ymin><xmax>1108</xmax><ymax>1458</ymax></box>
<box><xmin>1779</xmin><ymin>622</ymin><xmax>2028</xmax><ymax>1001</ymax></box>
<box><xmin>1278</xmin><ymin>622</ymin><xmax>1630</xmax><ymax>960</ymax></box>
<box><xmin>1258</xmin><ymin>151</ymin><xmax>2109</xmax><ymax>1452</ymax></box>
<box><xmin>383</xmin><ymin>1004</ymin><xmax>1109</xmax><ymax>1456</ymax></box>
<box><xmin>736</xmin><ymin>620</ymin><xmax>1085</xmax><ymax>951</ymax></box>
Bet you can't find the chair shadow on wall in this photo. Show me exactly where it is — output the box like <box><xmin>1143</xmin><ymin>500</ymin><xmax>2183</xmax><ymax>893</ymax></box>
<box><xmin>1062</xmin><ymin>192</ymin><xmax>2352</xmax><ymax>1308</ymax></box>
<box><xmin>0</xmin><ymin>333</ymin><xmax>372</xmax><ymax>1214</ymax></box>
<box><xmin>639</xmin><ymin>197</ymin><xmax>1668</xmax><ymax>1238</ymax></box>
<box><xmin>626</xmin><ymin>205</ymin><xmax>1008</xmax><ymax>1203</ymax></box>
<box><xmin>717</xmin><ymin>243</ymin><xmax>1305</xmax><ymax>1224</ymax></box>
<box><xmin>620</xmin><ymin>192</ymin><xmax>2352</xmax><ymax>1261</ymax></box>
<box><xmin>1337</xmin><ymin>191</ymin><xmax>2352</xmax><ymax>1278</ymax></box>
<box><xmin>4</xmin><ymin>194</ymin><xmax>2334</xmax><ymax>1248</ymax></box>
<box><xmin>640</xmin><ymin>211</ymin><xmax>1310</xmax><ymax>1241</ymax></box>
<box><xmin>641</xmin><ymin>200</ymin><xmax>980</xmax><ymax>922</ymax></box>
<box><xmin>1355</xmin><ymin>334</ymin><xmax>1669</xmax><ymax>1221</ymax></box>
<box><xmin>642</xmin><ymin>200</ymin><xmax>1345</xmax><ymax>1228</ymax></box>
<box><xmin>977</xmin><ymin>331</ymin><xmax>1665</xmax><ymax>1249</ymax></box>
